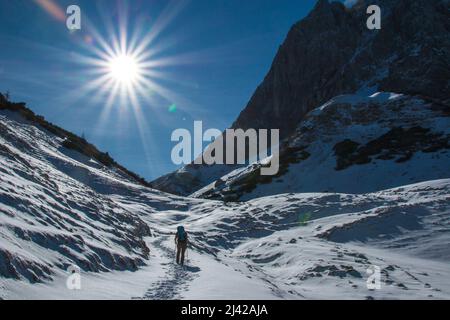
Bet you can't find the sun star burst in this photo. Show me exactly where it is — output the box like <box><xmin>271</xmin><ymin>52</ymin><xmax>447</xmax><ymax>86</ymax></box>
<box><xmin>108</xmin><ymin>54</ymin><xmax>140</xmax><ymax>84</ymax></box>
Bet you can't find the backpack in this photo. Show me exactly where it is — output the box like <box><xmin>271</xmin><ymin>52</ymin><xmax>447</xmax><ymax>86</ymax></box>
<box><xmin>177</xmin><ymin>226</ymin><xmax>187</xmax><ymax>242</ymax></box>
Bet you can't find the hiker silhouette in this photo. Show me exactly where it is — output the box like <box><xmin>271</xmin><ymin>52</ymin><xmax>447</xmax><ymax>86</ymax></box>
<box><xmin>175</xmin><ymin>226</ymin><xmax>188</xmax><ymax>266</ymax></box>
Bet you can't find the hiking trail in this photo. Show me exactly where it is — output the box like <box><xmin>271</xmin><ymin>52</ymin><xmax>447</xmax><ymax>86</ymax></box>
<box><xmin>143</xmin><ymin>236</ymin><xmax>200</xmax><ymax>300</ymax></box>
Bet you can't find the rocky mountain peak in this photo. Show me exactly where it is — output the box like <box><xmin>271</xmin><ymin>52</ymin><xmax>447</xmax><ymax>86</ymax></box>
<box><xmin>232</xmin><ymin>0</ymin><xmax>449</xmax><ymax>140</ymax></box>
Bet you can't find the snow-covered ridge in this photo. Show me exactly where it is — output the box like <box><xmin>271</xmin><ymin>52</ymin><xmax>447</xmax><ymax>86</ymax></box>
<box><xmin>194</xmin><ymin>92</ymin><xmax>450</xmax><ymax>201</ymax></box>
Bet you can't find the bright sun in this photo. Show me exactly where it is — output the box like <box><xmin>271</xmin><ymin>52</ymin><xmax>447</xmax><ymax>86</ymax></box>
<box><xmin>108</xmin><ymin>55</ymin><xmax>140</xmax><ymax>84</ymax></box>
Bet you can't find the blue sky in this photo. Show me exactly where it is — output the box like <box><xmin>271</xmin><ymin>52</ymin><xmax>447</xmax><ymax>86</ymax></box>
<box><xmin>0</xmin><ymin>0</ymin><xmax>317</xmax><ymax>180</ymax></box>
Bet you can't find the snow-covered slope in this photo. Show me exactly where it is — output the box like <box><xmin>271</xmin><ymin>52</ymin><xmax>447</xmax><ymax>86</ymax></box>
<box><xmin>143</xmin><ymin>179</ymin><xmax>450</xmax><ymax>299</ymax></box>
<box><xmin>194</xmin><ymin>92</ymin><xmax>450</xmax><ymax>201</ymax></box>
<box><xmin>0</xmin><ymin>109</ymin><xmax>156</xmax><ymax>282</ymax></box>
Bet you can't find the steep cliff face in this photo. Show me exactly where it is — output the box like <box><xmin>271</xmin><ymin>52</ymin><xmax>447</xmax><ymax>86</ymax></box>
<box><xmin>151</xmin><ymin>0</ymin><xmax>450</xmax><ymax>196</ymax></box>
<box><xmin>232</xmin><ymin>0</ymin><xmax>449</xmax><ymax>139</ymax></box>
<box><xmin>231</xmin><ymin>0</ymin><xmax>361</xmax><ymax>138</ymax></box>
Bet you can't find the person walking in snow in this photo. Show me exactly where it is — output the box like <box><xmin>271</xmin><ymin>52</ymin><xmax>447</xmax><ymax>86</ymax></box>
<box><xmin>175</xmin><ymin>226</ymin><xmax>188</xmax><ymax>266</ymax></box>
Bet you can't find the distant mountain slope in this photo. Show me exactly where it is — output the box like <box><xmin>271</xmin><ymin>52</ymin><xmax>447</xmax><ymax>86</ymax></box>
<box><xmin>151</xmin><ymin>0</ymin><xmax>450</xmax><ymax>196</ymax></box>
<box><xmin>193</xmin><ymin>92</ymin><xmax>450</xmax><ymax>201</ymax></box>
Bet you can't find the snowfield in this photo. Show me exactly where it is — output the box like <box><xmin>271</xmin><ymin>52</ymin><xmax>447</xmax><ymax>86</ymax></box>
<box><xmin>1</xmin><ymin>106</ymin><xmax>450</xmax><ymax>300</ymax></box>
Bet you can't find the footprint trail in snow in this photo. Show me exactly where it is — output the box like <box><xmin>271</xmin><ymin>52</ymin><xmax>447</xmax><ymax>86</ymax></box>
<box><xmin>144</xmin><ymin>237</ymin><xmax>200</xmax><ymax>300</ymax></box>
